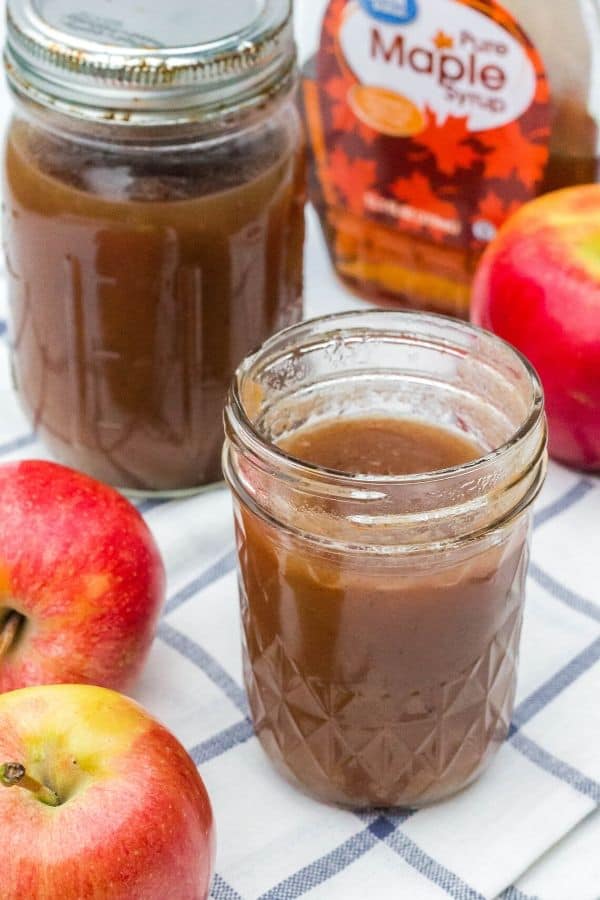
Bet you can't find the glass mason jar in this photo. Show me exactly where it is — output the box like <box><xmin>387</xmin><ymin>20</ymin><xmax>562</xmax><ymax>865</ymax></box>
<box><xmin>3</xmin><ymin>0</ymin><xmax>305</xmax><ymax>495</ymax></box>
<box><xmin>224</xmin><ymin>311</ymin><xmax>547</xmax><ymax>808</ymax></box>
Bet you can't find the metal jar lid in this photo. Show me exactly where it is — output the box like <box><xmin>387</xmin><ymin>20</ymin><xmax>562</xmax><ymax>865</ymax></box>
<box><xmin>4</xmin><ymin>0</ymin><xmax>296</xmax><ymax>125</ymax></box>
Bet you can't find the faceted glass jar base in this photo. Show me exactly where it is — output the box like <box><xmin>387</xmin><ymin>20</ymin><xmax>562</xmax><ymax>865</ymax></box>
<box><xmin>239</xmin><ymin>507</ymin><xmax>528</xmax><ymax>809</ymax></box>
<box><xmin>224</xmin><ymin>311</ymin><xmax>547</xmax><ymax>810</ymax></box>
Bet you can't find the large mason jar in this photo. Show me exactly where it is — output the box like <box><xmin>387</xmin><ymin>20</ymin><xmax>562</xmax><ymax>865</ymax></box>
<box><xmin>3</xmin><ymin>0</ymin><xmax>305</xmax><ymax>494</ymax></box>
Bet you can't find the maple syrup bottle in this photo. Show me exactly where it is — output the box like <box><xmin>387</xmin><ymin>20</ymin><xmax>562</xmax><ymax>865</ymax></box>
<box><xmin>302</xmin><ymin>0</ymin><xmax>600</xmax><ymax>318</ymax></box>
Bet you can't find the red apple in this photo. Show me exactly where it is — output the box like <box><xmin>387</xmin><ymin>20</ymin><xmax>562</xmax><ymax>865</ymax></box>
<box><xmin>0</xmin><ymin>684</ymin><xmax>215</xmax><ymax>899</ymax></box>
<box><xmin>471</xmin><ymin>185</ymin><xmax>600</xmax><ymax>470</ymax></box>
<box><xmin>0</xmin><ymin>460</ymin><xmax>165</xmax><ymax>692</ymax></box>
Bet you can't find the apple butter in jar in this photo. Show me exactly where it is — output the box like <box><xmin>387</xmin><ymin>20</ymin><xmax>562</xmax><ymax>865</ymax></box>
<box><xmin>3</xmin><ymin>0</ymin><xmax>304</xmax><ymax>494</ymax></box>
<box><xmin>224</xmin><ymin>312</ymin><xmax>547</xmax><ymax>808</ymax></box>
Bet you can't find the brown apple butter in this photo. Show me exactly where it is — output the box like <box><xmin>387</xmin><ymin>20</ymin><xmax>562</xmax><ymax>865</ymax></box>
<box><xmin>224</xmin><ymin>312</ymin><xmax>547</xmax><ymax>809</ymax></box>
<box><xmin>279</xmin><ymin>416</ymin><xmax>482</xmax><ymax>476</ymax></box>
<box><xmin>239</xmin><ymin>418</ymin><xmax>527</xmax><ymax>807</ymax></box>
<box><xmin>4</xmin><ymin>118</ymin><xmax>304</xmax><ymax>491</ymax></box>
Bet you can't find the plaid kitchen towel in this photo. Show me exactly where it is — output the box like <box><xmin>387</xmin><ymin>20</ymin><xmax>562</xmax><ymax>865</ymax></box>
<box><xmin>0</xmin><ymin>220</ymin><xmax>598</xmax><ymax>899</ymax></box>
<box><xmin>0</xmin><ymin>15</ymin><xmax>598</xmax><ymax>889</ymax></box>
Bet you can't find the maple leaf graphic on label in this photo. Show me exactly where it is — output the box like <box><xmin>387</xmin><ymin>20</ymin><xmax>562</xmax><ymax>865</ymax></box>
<box><xmin>433</xmin><ymin>30</ymin><xmax>454</xmax><ymax>50</ymax></box>
<box><xmin>324</xmin><ymin>76</ymin><xmax>352</xmax><ymax>131</ymax></box>
<box><xmin>330</xmin><ymin>96</ymin><xmax>354</xmax><ymax>133</ymax></box>
<box><xmin>325</xmin><ymin>76</ymin><xmax>378</xmax><ymax>144</ymax></box>
<box><xmin>391</xmin><ymin>171</ymin><xmax>457</xmax><ymax>221</ymax></box>
<box><xmin>329</xmin><ymin>147</ymin><xmax>378</xmax><ymax>213</ymax></box>
<box><xmin>325</xmin><ymin>76</ymin><xmax>349</xmax><ymax>105</ymax></box>
<box><xmin>481</xmin><ymin>122</ymin><xmax>548</xmax><ymax>188</ymax></box>
<box><xmin>477</xmin><ymin>191</ymin><xmax>522</xmax><ymax>226</ymax></box>
<box><xmin>410</xmin><ymin>108</ymin><xmax>478</xmax><ymax>176</ymax></box>
<box><xmin>323</xmin><ymin>0</ymin><xmax>346</xmax><ymax>38</ymax></box>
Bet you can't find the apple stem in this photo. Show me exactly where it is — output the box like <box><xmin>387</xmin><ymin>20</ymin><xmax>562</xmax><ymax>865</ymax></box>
<box><xmin>0</xmin><ymin>762</ymin><xmax>61</xmax><ymax>807</ymax></box>
<box><xmin>0</xmin><ymin>611</ymin><xmax>22</xmax><ymax>660</ymax></box>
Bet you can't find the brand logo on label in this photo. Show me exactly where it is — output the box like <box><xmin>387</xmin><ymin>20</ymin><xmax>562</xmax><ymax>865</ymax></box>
<box><xmin>342</xmin><ymin>0</ymin><xmax>537</xmax><ymax>133</ymax></box>
<box><xmin>359</xmin><ymin>0</ymin><xmax>418</xmax><ymax>26</ymax></box>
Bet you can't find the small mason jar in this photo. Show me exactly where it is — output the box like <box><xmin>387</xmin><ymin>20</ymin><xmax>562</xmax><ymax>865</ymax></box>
<box><xmin>3</xmin><ymin>0</ymin><xmax>304</xmax><ymax>495</ymax></box>
<box><xmin>224</xmin><ymin>311</ymin><xmax>547</xmax><ymax>808</ymax></box>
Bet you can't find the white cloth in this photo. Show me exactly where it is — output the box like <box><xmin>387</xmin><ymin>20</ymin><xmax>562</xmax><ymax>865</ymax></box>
<box><xmin>0</xmin><ymin>205</ymin><xmax>598</xmax><ymax>900</ymax></box>
<box><xmin>0</xmin><ymin>6</ymin><xmax>599</xmax><ymax>898</ymax></box>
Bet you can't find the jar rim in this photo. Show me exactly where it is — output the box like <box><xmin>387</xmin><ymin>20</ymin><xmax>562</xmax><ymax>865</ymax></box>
<box><xmin>5</xmin><ymin>0</ymin><xmax>295</xmax><ymax>125</ymax></box>
<box><xmin>226</xmin><ymin>309</ymin><xmax>546</xmax><ymax>490</ymax></box>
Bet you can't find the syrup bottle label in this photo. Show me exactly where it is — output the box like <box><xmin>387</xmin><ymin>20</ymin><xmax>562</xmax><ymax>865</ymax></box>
<box><xmin>304</xmin><ymin>0</ymin><xmax>551</xmax><ymax>249</ymax></box>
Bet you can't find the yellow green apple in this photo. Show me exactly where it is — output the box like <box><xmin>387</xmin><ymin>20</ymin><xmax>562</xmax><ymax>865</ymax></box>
<box><xmin>0</xmin><ymin>684</ymin><xmax>215</xmax><ymax>899</ymax></box>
